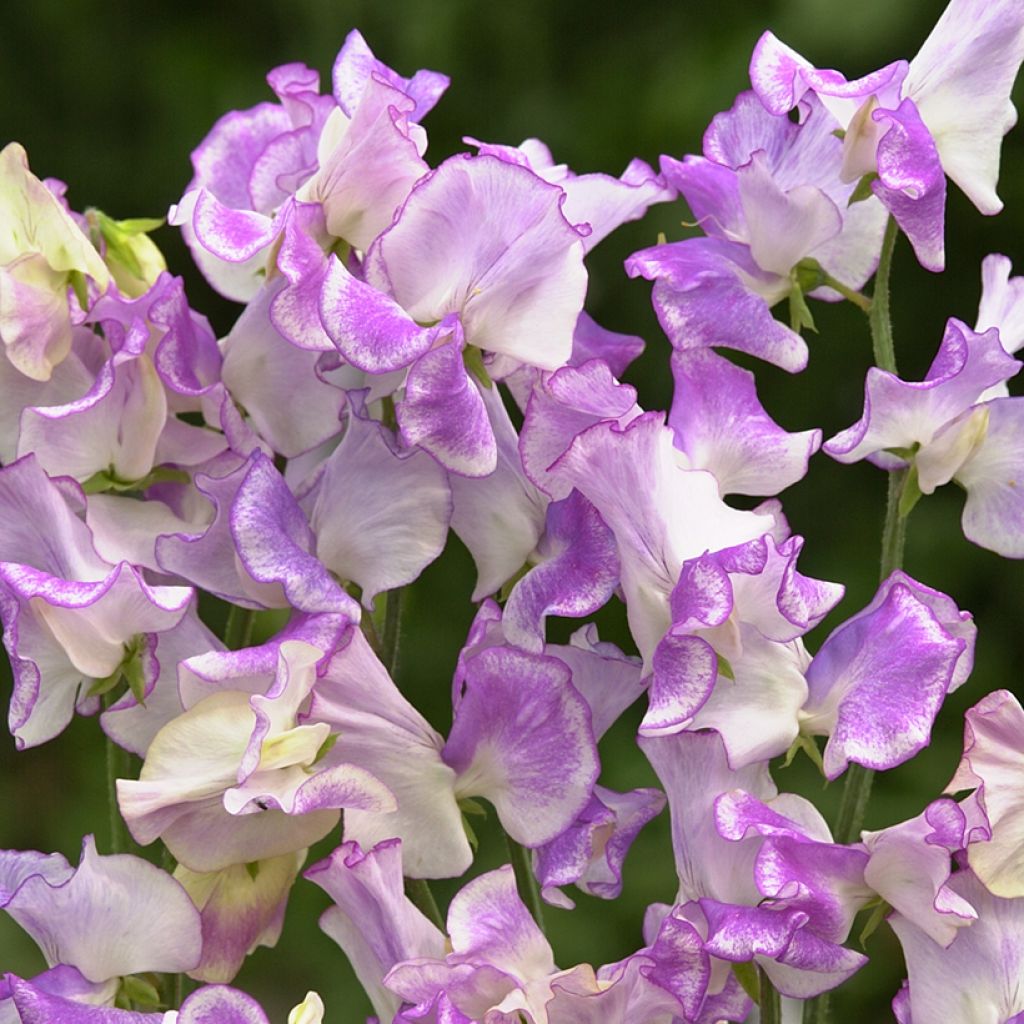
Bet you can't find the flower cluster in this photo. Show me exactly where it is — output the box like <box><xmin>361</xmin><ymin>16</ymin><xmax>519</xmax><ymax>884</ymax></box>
<box><xmin>3</xmin><ymin>4</ymin><xmax>1024</xmax><ymax>1022</ymax></box>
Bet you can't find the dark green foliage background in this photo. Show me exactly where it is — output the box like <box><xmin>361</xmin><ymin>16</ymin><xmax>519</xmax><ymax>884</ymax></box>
<box><xmin>1</xmin><ymin>0</ymin><xmax>1022</xmax><ymax>1019</ymax></box>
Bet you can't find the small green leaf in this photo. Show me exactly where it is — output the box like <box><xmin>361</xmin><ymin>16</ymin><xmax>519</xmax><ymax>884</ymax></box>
<box><xmin>732</xmin><ymin>961</ymin><xmax>760</xmax><ymax>1002</ymax></box>
<box><xmin>847</xmin><ymin>172</ymin><xmax>879</xmax><ymax>207</ymax></box>
<box><xmin>793</xmin><ymin>257</ymin><xmax>827</xmax><ymax>294</ymax></box>
<box><xmin>119</xmin><ymin>974</ymin><xmax>162</xmax><ymax>1009</ymax></box>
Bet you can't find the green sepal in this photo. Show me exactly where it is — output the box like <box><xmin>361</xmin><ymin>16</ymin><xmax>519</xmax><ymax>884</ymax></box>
<box><xmin>792</xmin><ymin>257</ymin><xmax>827</xmax><ymax>294</ymax></box>
<box><xmin>898</xmin><ymin>465</ymin><xmax>923</xmax><ymax>519</ymax></box>
<box><xmin>732</xmin><ymin>961</ymin><xmax>760</xmax><ymax>1002</ymax></box>
<box><xmin>82</xmin><ymin>464</ymin><xmax>190</xmax><ymax>496</ymax></box>
<box><xmin>461</xmin><ymin>812</ymin><xmax>480</xmax><ymax>853</ymax></box>
<box><xmin>716</xmin><ymin>652</ymin><xmax>735</xmax><ymax>681</ymax></box>
<box><xmin>91</xmin><ymin>210</ymin><xmax>165</xmax><ymax>282</ymax></box>
<box><xmin>832</xmin><ymin>128</ymin><xmax>847</xmax><ymax>140</ymax></box>
<box><xmin>123</xmin><ymin>652</ymin><xmax>148</xmax><ymax>706</ymax></box>
<box><xmin>781</xmin><ymin>732</ymin><xmax>827</xmax><ymax>777</ymax></box>
<box><xmin>883</xmin><ymin>443</ymin><xmax>920</xmax><ymax>462</ymax></box>
<box><xmin>463</xmin><ymin>345</ymin><xmax>494</xmax><ymax>390</ymax></box>
<box><xmin>847</xmin><ymin>172</ymin><xmax>879</xmax><ymax>207</ymax></box>
<box><xmin>312</xmin><ymin>731</ymin><xmax>339</xmax><ymax>767</ymax></box>
<box><xmin>245</xmin><ymin>860</ymin><xmax>261</xmax><ymax>881</ymax></box>
<box><xmin>458</xmin><ymin>797</ymin><xmax>488</xmax><ymax>818</ymax></box>
<box><xmin>858</xmin><ymin>898</ymin><xmax>891</xmax><ymax>948</ymax></box>
<box><xmin>119</xmin><ymin>974</ymin><xmax>163</xmax><ymax>1009</ymax></box>
<box><xmin>788</xmin><ymin>285</ymin><xmax>818</xmax><ymax>335</ymax></box>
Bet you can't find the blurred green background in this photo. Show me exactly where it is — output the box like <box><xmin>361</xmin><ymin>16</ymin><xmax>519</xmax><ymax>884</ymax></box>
<box><xmin>2</xmin><ymin>0</ymin><xmax>1023</xmax><ymax>1019</ymax></box>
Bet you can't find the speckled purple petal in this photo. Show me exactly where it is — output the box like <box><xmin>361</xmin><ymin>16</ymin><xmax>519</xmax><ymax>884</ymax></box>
<box><xmin>177</xmin><ymin>985</ymin><xmax>270</xmax><ymax>1024</ymax></box>
<box><xmin>519</xmin><ymin>359</ymin><xmax>641</xmax><ymax>499</ymax></box>
<box><xmin>804</xmin><ymin>577</ymin><xmax>970</xmax><ymax>779</ymax></box>
<box><xmin>396</xmin><ymin>334</ymin><xmax>497</xmax><ymax>478</ymax></box>
<box><xmin>5</xmin><ymin>976</ymin><xmax>160</xmax><ymax>1024</ymax></box>
<box><xmin>502</xmin><ymin>490</ymin><xmax>618</xmax><ymax>652</ymax></box>
<box><xmin>443</xmin><ymin>645</ymin><xmax>598</xmax><ymax>846</ymax></box>
<box><xmin>871</xmin><ymin>99</ymin><xmax>947</xmax><ymax>272</ymax></box>
<box><xmin>670</xmin><ymin>348</ymin><xmax>821</xmax><ymax>496</ymax></box>
<box><xmin>626</xmin><ymin>237</ymin><xmax>807</xmax><ymax>373</ymax></box>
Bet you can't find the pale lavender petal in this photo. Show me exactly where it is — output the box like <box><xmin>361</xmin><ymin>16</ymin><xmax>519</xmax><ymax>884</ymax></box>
<box><xmin>444</xmin><ymin>645</ymin><xmax>599</xmax><ymax>846</ymax></box>
<box><xmin>446</xmin><ymin>865</ymin><xmax>555</xmax><ymax>980</ymax></box>
<box><xmin>221</xmin><ymin>282</ymin><xmax>345</xmax><ymax>458</ymax></box>
<box><xmin>905</xmin><ymin>0</ymin><xmax>1024</xmax><ymax>215</ymax></box>
<box><xmin>331</xmin><ymin>29</ymin><xmax>449</xmax><ymax>122</ymax></box>
<box><xmin>862</xmin><ymin>798</ymin><xmax>977</xmax><ymax>946</ymax></box>
<box><xmin>626</xmin><ymin>237</ymin><xmax>808</xmax><ymax>373</ymax></box>
<box><xmin>396</xmin><ymin>335</ymin><xmax>497</xmax><ymax>478</ymax></box>
<box><xmin>669</xmin><ymin>348</ymin><xmax>821</xmax><ymax>496</ymax></box>
<box><xmin>306</xmin><ymin>405</ymin><xmax>451</xmax><ymax>605</ymax></box>
<box><xmin>956</xmin><ymin>397</ymin><xmax>1024</xmax><ymax>557</ymax></box>
<box><xmin>449</xmin><ymin>384</ymin><xmax>548</xmax><ymax>601</ymax></box>
<box><xmin>825</xmin><ymin>319</ymin><xmax>1020</xmax><ymax>466</ymax></box>
<box><xmin>569</xmin><ymin>312</ymin><xmax>645</xmax><ymax>378</ymax></box>
<box><xmin>946</xmin><ymin>689</ymin><xmax>1024</xmax><ymax>898</ymax></box>
<box><xmin>305</xmin><ymin>839</ymin><xmax>446</xmax><ymax>1023</ymax></box>
<box><xmin>2</xmin><ymin>836</ymin><xmax>201</xmax><ymax>982</ymax></box>
<box><xmin>890</xmin><ymin>869</ymin><xmax>1024</xmax><ymax>1024</ymax></box>
<box><xmin>977</xmin><ymin>253</ymin><xmax>1024</xmax><ymax>355</ymax></box>
<box><xmin>365</xmin><ymin>154</ymin><xmax>587</xmax><ymax>370</ymax></box>
<box><xmin>311</xmin><ymin>627</ymin><xmax>469</xmax><ymax>880</ymax></box>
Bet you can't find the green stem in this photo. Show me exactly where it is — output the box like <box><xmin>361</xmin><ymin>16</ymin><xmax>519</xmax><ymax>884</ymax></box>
<box><xmin>224</xmin><ymin>604</ymin><xmax>255</xmax><ymax>650</ymax></box>
<box><xmin>506</xmin><ymin>833</ymin><xmax>545</xmax><ymax>931</ymax></box>
<box><xmin>820</xmin><ymin>272</ymin><xmax>872</xmax><ymax>313</ymax></box>
<box><xmin>404</xmin><ymin>876</ymin><xmax>445</xmax><ymax>931</ymax></box>
<box><xmin>381</xmin><ymin>588</ymin><xmax>403</xmax><ymax>676</ymax></box>
<box><xmin>759</xmin><ymin>966</ymin><xmax>782</xmax><ymax>1024</ymax></box>
<box><xmin>805</xmin><ymin>216</ymin><xmax>904</xmax><ymax>1024</ymax></box>
<box><xmin>103</xmin><ymin>694</ymin><xmax>131</xmax><ymax>855</ymax></box>
<box><xmin>868</xmin><ymin>216</ymin><xmax>899</xmax><ymax>374</ymax></box>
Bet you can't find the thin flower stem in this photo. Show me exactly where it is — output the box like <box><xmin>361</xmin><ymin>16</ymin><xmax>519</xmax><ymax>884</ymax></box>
<box><xmin>103</xmin><ymin>693</ymin><xmax>131</xmax><ymax>855</ymax></box>
<box><xmin>805</xmin><ymin>216</ymin><xmax>904</xmax><ymax>1024</ymax></box>
<box><xmin>506</xmin><ymin>833</ymin><xmax>545</xmax><ymax>932</ymax></box>
<box><xmin>224</xmin><ymin>604</ymin><xmax>255</xmax><ymax>650</ymax></box>
<box><xmin>820</xmin><ymin>272</ymin><xmax>872</xmax><ymax>313</ymax></box>
<box><xmin>759</xmin><ymin>966</ymin><xmax>782</xmax><ymax>1024</ymax></box>
<box><xmin>868</xmin><ymin>216</ymin><xmax>900</xmax><ymax>374</ymax></box>
<box><xmin>404</xmin><ymin>877</ymin><xmax>445</xmax><ymax>931</ymax></box>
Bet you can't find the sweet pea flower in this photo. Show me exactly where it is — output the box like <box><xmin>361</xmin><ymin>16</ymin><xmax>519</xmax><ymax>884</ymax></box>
<box><xmin>825</xmin><ymin>317</ymin><xmax>1024</xmax><ymax>557</ymax></box>
<box><xmin>750</xmin><ymin>0</ymin><xmax>1024</xmax><ymax>270</ymax></box>
<box><xmin>116</xmin><ymin>638</ymin><xmax>395</xmax><ymax>872</ymax></box>
<box><xmin>0</xmin><ymin>143</ymin><xmax>110</xmax><ymax>381</ymax></box>
<box><xmin>627</xmin><ymin>91</ymin><xmax>886</xmax><ymax>373</ymax></box>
